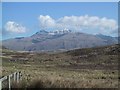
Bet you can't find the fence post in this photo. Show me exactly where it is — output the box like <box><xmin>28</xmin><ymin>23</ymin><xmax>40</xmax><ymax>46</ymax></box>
<box><xmin>17</xmin><ymin>72</ymin><xmax>19</xmax><ymax>83</ymax></box>
<box><xmin>0</xmin><ymin>80</ymin><xmax>2</xmax><ymax>90</ymax></box>
<box><xmin>8</xmin><ymin>75</ymin><xmax>11</xmax><ymax>90</ymax></box>
<box><xmin>19</xmin><ymin>72</ymin><xmax>22</xmax><ymax>80</ymax></box>
<box><xmin>13</xmin><ymin>72</ymin><xmax>16</xmax><ymax>81</ymax></box>
<box><xmin>0</xmin><ymin>71</ymin><xmax>22</xmax><ymax>90</ymax></box>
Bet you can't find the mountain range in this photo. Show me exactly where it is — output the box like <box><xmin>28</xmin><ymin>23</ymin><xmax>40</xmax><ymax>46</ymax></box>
<box><xmin>2</xmin><ymin>29</ymin><xmax>118</xmax><ymax>51</ymax></box>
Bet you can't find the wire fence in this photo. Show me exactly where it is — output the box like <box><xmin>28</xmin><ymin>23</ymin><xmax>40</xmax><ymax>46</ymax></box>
<box><xmin>0</xmin><ymin>71</ymin><xmax>22</xmax><ymax>90</ymax></box>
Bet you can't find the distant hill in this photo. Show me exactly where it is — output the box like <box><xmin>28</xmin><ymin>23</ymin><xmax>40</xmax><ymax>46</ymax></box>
<box><xmin>66</xmin><ymin>44</ymin><xmax>119</xmax><ymax>56</ymax></box>
<box><xmin>63</xmin><ymin>44</ymin><xmax>119</xmax><ymax>70</ymax></box>
<box><xmin>0</xmin><ymin>45</ymin><xmax>7</xmax><ymax>49</ymax></box>
<box><xmin>2</xmin><ymin>43</ymin><xmax>119</xmax><ymax>70</ymax></box>
<box><xmin>2</xmin><ymin>29</ymin><xmax>118</xmax><ymax>51</ymax></box>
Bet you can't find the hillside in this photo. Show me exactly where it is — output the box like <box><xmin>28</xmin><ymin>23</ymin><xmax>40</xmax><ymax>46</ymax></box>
<box><xmin>2</xmin><ymin>44</ymin><xmax>119</xmax><ymax>88</ymax></box>
<box><xmin>2</xmin><ymin>44</ymin><xmax>119</xmax><ymax>70</ymax></box>
<box><xmin>2</xmin><ymin>29</ymin><xmax>118</xmax><ymax>51</ymax></box>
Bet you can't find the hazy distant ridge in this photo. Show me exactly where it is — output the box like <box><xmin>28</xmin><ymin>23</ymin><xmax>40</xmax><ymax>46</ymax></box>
<box><xmin>3</xmin><ymin>29</ymin><xmax>118</xmax><ymax>51</ymax></box>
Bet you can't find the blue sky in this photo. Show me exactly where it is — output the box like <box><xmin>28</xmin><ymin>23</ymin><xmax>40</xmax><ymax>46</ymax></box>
<box><xmin>0</xmin><ymin>2</ymin><xmax>2</xmax><ymax>40</ymax></box>
<box><xmin>2</xmin><ymin>2</ymin><xmax>118</xmax><ymax>40</ymax></box>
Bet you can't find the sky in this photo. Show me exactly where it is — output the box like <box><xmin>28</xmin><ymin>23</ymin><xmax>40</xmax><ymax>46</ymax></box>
<box><xmin>0</xmin><ymin>2</ymin><xmax>2</xmax><ymax>40</ymax></box>
<box><xmin>2</xmin><ymin>2</ymin><xmax>118</xmax><ymax>40</ymax></box>
<box><xmin>2</xmin><ymin>0</ymin><xmax>120</xmax><ymax>2</ymax></box>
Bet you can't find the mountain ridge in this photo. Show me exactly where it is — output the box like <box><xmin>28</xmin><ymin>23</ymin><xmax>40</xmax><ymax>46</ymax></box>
<box><xmin>2</xmin><ymin>29</ymin><xmax>118</xmax><ymax>52</ymax></box>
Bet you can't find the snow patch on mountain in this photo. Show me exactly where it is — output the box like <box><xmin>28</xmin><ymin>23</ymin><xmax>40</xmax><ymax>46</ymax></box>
<box><xmin>49</xmin><ymin>28</ymin><xmax>71</xmax><ymax>35</ymax></box>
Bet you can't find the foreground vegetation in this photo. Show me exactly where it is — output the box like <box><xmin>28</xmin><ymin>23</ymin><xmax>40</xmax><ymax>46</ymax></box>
<box><xmin>1</xmin><ymin>44</ymin><xmax>119</xmax><ymax>88</ymax></box>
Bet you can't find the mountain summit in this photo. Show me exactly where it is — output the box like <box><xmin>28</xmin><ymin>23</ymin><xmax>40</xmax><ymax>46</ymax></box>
<box><xmin>3</xmin><ymin>30</ymin><xmax>118</xmax><ymax>51</ymax></box>
<box><xmin>49</xmin><ymin>28</ymin><xmax>72</xmax><ymax>35</ymax></box>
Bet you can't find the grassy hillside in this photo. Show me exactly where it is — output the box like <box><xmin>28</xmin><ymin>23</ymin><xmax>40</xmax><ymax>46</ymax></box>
<box><xmin>1</xmin><ymin>44</ymin><xmax>119</xmax><ymax>88</ymax></box>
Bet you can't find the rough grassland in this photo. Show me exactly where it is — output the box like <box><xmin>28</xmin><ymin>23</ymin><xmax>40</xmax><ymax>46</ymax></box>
<box><xmin>1</xmin><ymin>44</ymin><xmax>119</xmax><ymax>88</ymax></box>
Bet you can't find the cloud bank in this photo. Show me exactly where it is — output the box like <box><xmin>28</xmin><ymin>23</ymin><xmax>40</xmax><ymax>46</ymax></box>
<box><xmin>38</xmin><ymin>15</ymin><xmax>118</xmax><ymax>35</ymax></box>
<box><xmin>4</xmin><ymin>21</ymin><xmax>27</xmax><ymax>33</ymax></box>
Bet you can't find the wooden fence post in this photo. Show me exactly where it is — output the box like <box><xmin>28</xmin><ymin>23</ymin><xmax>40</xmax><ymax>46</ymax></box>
<box><xmin>0</xmin><ymin>80</ymin><xmax>2</xmax><ymax>90</ymax></box>
<box><xmin>20</xmin><ymin>72</ymin><xmax>22</xmax><ymax>80</ymax></box>
<box><xmin>8</xmin><ymin>75</ymin><xmax>11</xmax><ymax>90</ymax></box>
<box><xmin>13</xmin><ymin>72</ymin><xmax>16</xmax><ymax>81</ymax></box>
<box><xmin>17</xmin><ymin>72</ymin><xmax>19</xmax><ymax>83</ymax></box>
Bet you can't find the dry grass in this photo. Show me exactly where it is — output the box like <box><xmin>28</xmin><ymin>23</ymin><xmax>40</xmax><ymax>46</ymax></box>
<box><xmin>4</xmin><ymin>77</ymin><xmax>118</xmax><ymax>89</ymax></box>
<box><xmin>1</xmin><ymin>44</ymin><xmax>119</xmax><ymax>88</ymax></box>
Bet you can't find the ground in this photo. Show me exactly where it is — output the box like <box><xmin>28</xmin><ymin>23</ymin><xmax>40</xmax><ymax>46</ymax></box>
<box><xmin>1</xmin><ymin>44</ymin><xmax>119</xmax><ymax>88</ymax></box>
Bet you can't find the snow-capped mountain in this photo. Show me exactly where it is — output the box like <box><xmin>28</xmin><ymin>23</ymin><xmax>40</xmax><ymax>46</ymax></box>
<box><xmin>3</xmin><ymin>29</ymin><xmax>118</xmax><ymax>52</ymax></box>
<box><xmin>49</xmin><ymin>28</ymin><xmax>71</xmax><ymax>35</ymax></box>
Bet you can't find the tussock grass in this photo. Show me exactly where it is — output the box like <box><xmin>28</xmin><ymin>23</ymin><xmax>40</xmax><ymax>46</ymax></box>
<box><xmin>2</xmin><ymin>44</ymin><xmax>119</xmax><ymax>88</ymax></box>
<box><xmin>4</xmin><ymin>76</ymin><xmax>118</xmax><ymax>89</ymax></box>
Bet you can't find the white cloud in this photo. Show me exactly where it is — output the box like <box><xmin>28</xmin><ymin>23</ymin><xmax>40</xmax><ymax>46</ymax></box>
<box><xmin>4</xmin><ymin>21</ymin><xmax>27</xmax><ymax>33</ymax></box>
<box><xmin>38</xmin><ymin>15</ymin><xmax>55</xmax><ymax>29</ymax></box>
<box><xmin>38</xmin><ymin>15</ymin><xmax>118</xmax><ymax>35</ymax></box>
